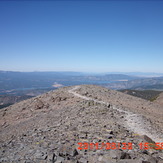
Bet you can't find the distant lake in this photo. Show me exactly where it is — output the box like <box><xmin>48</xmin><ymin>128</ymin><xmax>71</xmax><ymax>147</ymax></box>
<box><xmin>58</xmin><ymin>80</ymin><xmax>113</xmax><ymax>86</ymax></box>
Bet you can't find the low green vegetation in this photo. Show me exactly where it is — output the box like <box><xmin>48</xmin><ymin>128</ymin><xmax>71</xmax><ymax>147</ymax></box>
<box><xmin>149</xmin><ymin>95</ymin><xmax>159</xmax><ymax>102</ymax></box>
<box><xmin>0</xmin><ymin>103</ymin><xmax>12</xmax><ymax>109</ymax></box>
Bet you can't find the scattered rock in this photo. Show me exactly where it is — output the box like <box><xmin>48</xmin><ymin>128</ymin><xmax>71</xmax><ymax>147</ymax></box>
<box><xmin>0</xmin><ymin>85</ymin><xmax>163</xmax><ymax>162</ymax></box>
<box><xmin>141</xmin><ymin>135</ymin><xmax>155</xmax><ymax>144</ymax></box>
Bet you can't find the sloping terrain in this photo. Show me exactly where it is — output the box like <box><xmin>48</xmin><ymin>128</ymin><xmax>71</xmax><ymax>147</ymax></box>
<box><xmin>0</xmin><ymin>95</ymin><xmax>34</xmax><ymax>109</ymax></box>
<box><xmin>119</xmin><ymin>90</ymin><xmax>162</xmax><ymax>101</ymax></box>
<box><xmin>0</xmin><ymin>85</ymin><xmax>163</xmax><ymax>163</ymax></box>
<box><xmin>154</xmin><ymin>92</ymin><xmax>163</xmax><ymax>106</ymax></box>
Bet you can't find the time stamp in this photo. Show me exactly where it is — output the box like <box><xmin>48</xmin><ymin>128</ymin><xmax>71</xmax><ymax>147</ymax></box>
<box><xmin>78</xmin><ymin>142</ymin><xmax>163</xmax><ymax>150</ymax></box>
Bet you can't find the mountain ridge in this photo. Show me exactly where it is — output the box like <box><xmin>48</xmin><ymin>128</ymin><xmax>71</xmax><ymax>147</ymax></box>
<box><xmin>0</xmin><ymin>85</ymin><xmax>163</xmax><ymax>162</ymax></box>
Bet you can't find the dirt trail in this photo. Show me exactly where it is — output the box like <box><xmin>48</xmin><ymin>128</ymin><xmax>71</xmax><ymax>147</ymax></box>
<box><xmin>68</xmin><ymin>86</ymin><xmax>163</xmax><ymax>142</ymax></box>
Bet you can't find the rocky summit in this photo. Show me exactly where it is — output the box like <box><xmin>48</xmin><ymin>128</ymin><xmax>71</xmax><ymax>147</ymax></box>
<box><xmin>0</xmin><ymin>85</ymin><xmax>163</xmax><ymax>163</ymax></box>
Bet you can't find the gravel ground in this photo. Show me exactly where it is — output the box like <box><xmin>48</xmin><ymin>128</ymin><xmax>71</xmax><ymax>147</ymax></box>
<box><xmin>0</xmin><ymin>85</ymin><xmax>163</xmax><ymax>163</ymax></box>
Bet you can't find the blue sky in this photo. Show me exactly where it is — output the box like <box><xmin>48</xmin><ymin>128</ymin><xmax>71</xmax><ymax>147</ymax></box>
<box><xmin>0</xmin><ymin>0</ymin><xmax>163</xmax><ymax>73</ymax></box>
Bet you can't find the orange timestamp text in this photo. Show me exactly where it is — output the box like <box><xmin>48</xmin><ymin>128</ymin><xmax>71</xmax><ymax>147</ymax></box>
<box><xmin>77</xmin><ymin>142</ymin><xmax>163</xmax><ymax>150</ymax></box>
<box><xmin>78</xmin><ymin>142</ymin><xmax>133</xmax><ymax>150</ymax></box>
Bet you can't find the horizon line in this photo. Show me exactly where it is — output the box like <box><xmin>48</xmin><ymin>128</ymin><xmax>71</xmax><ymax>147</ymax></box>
<box><xmin>0</xmin><ymin>70</ymin><xmax>163</xmax><ymax>74</ymax></box>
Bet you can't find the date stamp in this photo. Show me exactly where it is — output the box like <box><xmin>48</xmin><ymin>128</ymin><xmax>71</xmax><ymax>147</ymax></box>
<box><xmin>77</xmin><ymin>142</ymin><xmax>163</xmax><ymax>150</ymax></box>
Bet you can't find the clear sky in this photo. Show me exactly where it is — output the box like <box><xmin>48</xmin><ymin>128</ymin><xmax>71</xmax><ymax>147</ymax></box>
<box><xmin>0</xmin><ymin>0</ymin><xmax>163</xmax><ymax>73</ymax></box>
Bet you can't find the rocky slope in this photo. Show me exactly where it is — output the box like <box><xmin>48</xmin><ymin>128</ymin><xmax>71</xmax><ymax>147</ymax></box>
<box><xmin>154</xmin><ymin>92</ymin><xmax>163</xmax><ymax>106</ymax></box>
<box><xmin>119</xmin><ymin>90</ymin><xmax>162</xmax><ymax>101</ymax></box>
<box><xmin>0</xmin><ymin>85</ymin><xmax>163</xmax><ymax>163</ymax></box>
<box><xmin>0</xmin><ymin>95</ymin><xmax>33</xmax><ymax>109</ymax></box>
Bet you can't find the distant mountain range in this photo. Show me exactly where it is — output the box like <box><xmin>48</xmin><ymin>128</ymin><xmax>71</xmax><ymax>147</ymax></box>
<box><xmin>0</xmin><ymin>71</ymin><xmax>140</xmax><ymax>93</ymax></box>
<box><xmin>104</xmin><ymin>77</ymin><xmax>163</xmax><ymax>90</ymax></box>
<box><xmin>0</xmin><ymin>71</ymin><xmax>163</xmax><ymax>94</ymax></box>
<box><xmin>106</xmin><ymin>72</ymin><xmax>163</xmax><ymax>77</ymax></box>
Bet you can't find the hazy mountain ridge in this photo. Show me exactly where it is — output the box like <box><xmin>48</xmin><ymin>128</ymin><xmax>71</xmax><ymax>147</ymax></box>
<box><xmin>2</xmin><ymin>71</ymin><xmax>163</xmax><ymax>93</ymax></box>
<box><xmin>104</xmin><ymin>77</ymin><xmax>163</xmax><ymax>90</ymax></box>
<box><xmin>0</xmin><ymin>71</ymin><xmax>140</xmax><ymax>94</ymax></box>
